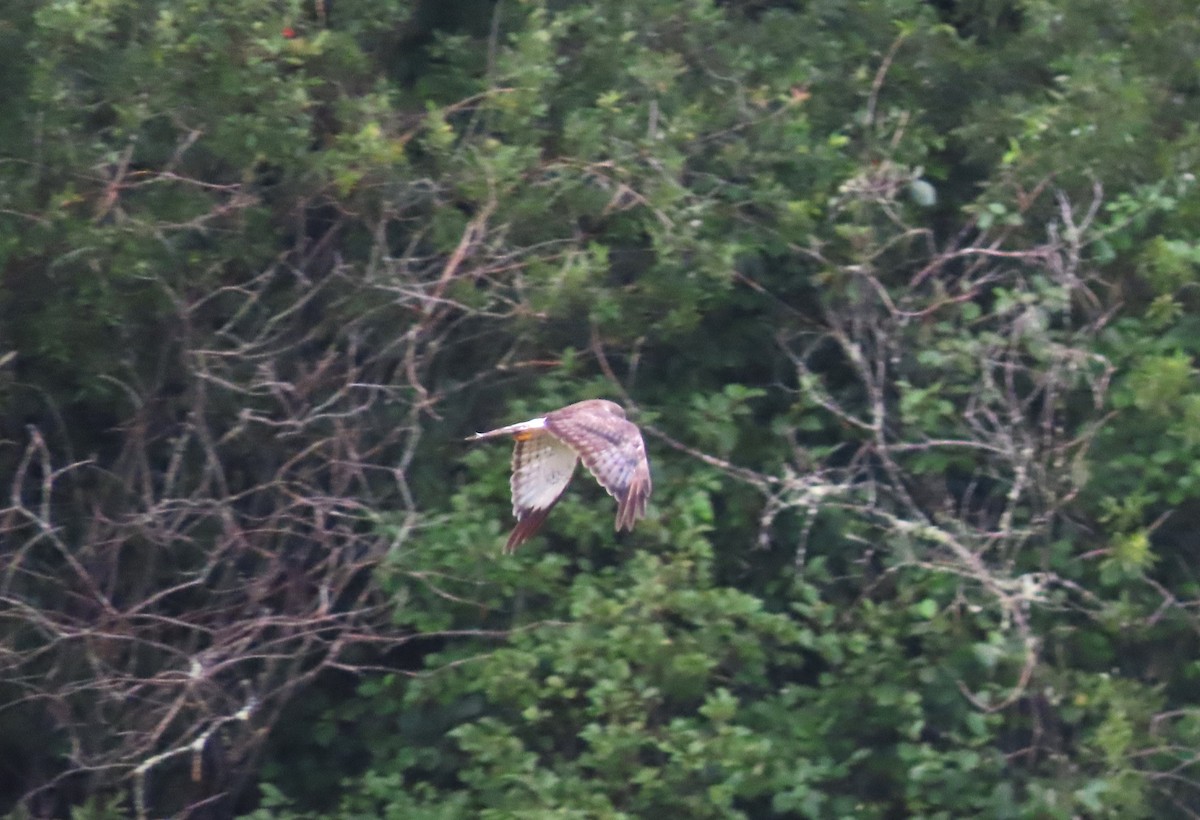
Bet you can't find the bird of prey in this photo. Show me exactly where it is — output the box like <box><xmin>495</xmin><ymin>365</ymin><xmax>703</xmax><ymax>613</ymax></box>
<box><xmin>467</xmin><ymin>399</ymin><xmax>652</xmax><ymax>552</ymax></box>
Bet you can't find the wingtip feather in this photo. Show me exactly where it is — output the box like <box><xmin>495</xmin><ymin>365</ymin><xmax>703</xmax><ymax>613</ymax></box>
<box><xmin>504</xmin><ymin>507</ymin><xmax>553</xmax><ymax>553</ymax></box>
<box><xmin>613</xmin><ymin>475</ymin><xmax>651</xmax><ymax>531</ymax></box>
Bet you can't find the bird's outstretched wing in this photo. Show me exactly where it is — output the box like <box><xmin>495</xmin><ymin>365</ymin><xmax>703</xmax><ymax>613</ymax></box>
<box><xmin>544</xmin><ymin>405</ymin><xmax>651</xmax><ymax>532</ymax></box>
<box><xmin>505</xmin><ymin>431</ymin><xmax>578</xmax><ymax>552</ymax></box>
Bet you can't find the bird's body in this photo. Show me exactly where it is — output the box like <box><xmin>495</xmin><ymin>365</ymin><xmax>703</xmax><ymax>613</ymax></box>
<box><xmin>467</xmin><ymin>399</ymin><xmax>652</xmax><ymax>551</ymax></box>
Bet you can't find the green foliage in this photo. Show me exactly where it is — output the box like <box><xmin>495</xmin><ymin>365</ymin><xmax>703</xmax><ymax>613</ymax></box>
<box><xmin>5</xmin><ymin>0</ymin><xmax>1200</xmax><ymax>817</ymax></box>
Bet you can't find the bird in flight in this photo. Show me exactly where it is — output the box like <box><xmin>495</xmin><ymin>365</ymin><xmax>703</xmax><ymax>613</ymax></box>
<box><xmin>467</xmin><ymin>399</ymin><xmax>652</xmax><ymax>552</ymax></box>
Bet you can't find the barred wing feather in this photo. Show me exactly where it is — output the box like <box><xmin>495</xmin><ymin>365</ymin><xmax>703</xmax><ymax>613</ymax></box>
<box><xmin>506</xmin><ymin>432</ymin><xmax>578</xmax><ymax>552</ymax></box>
<box><xmin>544</xmin><ymin>409</ymin><xmax>651</xmax><ymax>531</ymax></box>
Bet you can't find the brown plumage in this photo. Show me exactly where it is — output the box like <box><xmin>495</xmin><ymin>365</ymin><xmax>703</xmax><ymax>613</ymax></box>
<box><xmin>466</xmin><ymin>399</ymin><xmax>652</xmax><ymax>552</ymax></box>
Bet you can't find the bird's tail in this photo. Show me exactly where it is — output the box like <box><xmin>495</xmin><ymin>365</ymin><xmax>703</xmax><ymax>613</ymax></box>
<box><xmin>465</xmin><ymin>417</ymin><xmax>546</xmax><ymax>442</ymax></box>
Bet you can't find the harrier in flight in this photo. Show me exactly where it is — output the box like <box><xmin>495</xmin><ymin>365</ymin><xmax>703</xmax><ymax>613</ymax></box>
<box><xmin>467</xmin><ymin>399</ymin><xmax>652</xmax><ymax>551</ymax></box>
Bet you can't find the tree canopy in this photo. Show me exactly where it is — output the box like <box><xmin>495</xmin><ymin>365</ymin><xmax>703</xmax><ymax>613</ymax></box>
<box><xmin>3</xmin><ymin>0</ymin><xmax>1200</xmax><ymax>817</ymax></box>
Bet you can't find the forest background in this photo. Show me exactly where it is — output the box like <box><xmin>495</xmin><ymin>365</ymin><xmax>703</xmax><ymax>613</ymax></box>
<box><xmin>2</xmin><ymin>0</ymin><xmax>1200</xmax><ymax>817</ymax></box>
